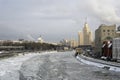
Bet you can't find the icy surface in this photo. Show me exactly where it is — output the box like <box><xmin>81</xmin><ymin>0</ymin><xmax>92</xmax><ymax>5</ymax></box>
<box><xmin>76</xmin><ymin>56</ymin><xmax>120</xmax><ymax>72</ymax></box>
<box><xmin>0</xmin><ymin>51</ymin><xmax>57</xmax><ymax>80</ymax></box>
<box><xmin>0</xmin><ymin>51</ymin><xmax>120</xmax><ymax>80</ymax></box>
<box><xmin>20</xmin><ymin>51</ymin><xmax>120</xmax><ymax>80</ymax></box>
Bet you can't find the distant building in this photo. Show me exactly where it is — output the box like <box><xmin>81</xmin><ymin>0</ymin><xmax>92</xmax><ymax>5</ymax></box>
<box><xmin>60</xmin><ymin>39</ymin><xmax>78</xmax><ymax>48</ymax></box>
<box><xmin>60</xmin><ymin>39</ymin><xmax>70</xmax><ymax>47</ymax></box>
<box><xmin>116</xmin><ymin>26</ymin><xmax>120</xmax><ymax>37</ymax></box>
<box><xmin>18</xmin><ymin>39</ymin><xmax>24</xmax><ymax>41</ymax></box>
<box><xmin>83</xmin><ymin>22</ymin><xmax>92</xmax><ymax>45</ymax></box>
<box><xmin>69</xmin><ymin>39</ymin><xmax>78</xmax><ymax>48</ymax></box>
<box><xmin>95</xmin><ymin>24</ymin><xmax>116</xmax><ymax>54</ymax></box>
<box><xmin>38</xmin><ymin>36</ymin><xmax>44</xmax><ymax>43</ymax></box>
<box><xmin>78</xmin><ymin>22</ymin><xmax>93</xmax><ymax>46</ymax></box>
<box><xmin>78</xmin><ymin>31</ymin><xmax>83</xmax><ymax>45</ymax></box>
<box><xmin>47</xmin><ymin>42</ymin><xmax>58</xmax><ymax>45</ymax></box>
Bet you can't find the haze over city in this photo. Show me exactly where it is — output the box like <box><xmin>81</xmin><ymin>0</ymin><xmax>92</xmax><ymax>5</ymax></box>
<box><xmin>0</xmin><ymin>0</ymin><xmax>120</xmax><ymax>42</ymax></box>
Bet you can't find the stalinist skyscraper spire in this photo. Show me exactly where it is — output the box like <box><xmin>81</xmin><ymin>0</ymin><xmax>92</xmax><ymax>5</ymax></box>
<box><xmin>83</xmin><ymin>18</ymin><xmax>92</xmax><ymax>45</ymax></box>
<box><xmin>78</xmin><ymin>18</ymin><xmax>92</xmax><ymax>46</ymax></box>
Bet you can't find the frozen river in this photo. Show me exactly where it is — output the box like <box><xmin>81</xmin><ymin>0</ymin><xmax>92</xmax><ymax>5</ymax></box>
<box><xmin>0</xmin><ymin>51</ymin><xmax>120</xmax><ymax>80</ymax></box>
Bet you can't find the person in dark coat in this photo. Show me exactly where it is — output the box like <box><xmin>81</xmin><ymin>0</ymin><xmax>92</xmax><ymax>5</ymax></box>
<box><xmin>104</xmin><ymin>41</ymin><xmax>108</xmax><ymax>57</ymax></box>
<box><xmin>107</xmin><ymin>41</ymin><xmax>112</xmax><ymax>60</ymax></box>
<box><xmin>102</xmin><ymin>41</ymin><xmax>106</xmax><ymax>57</ymax></box>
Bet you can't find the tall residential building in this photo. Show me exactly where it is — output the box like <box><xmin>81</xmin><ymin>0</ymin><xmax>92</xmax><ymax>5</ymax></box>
<box><xmin>78</xmin><ymin>31</ymin><xmax>83</xmax><ymax>45</ymax></box>
<box><xmin>95</xmin><ymin>24</ymin><xmax>116</xmax><ymax>54</ymax></box>
<box><xmin>83</xmin><ymin>22</ymin><xmax>92</xmax><ymax>45</ymax></box>
<box><xmin>78</xmin><ymin>22</ymin><xmax>92</xmax><ymax>46</ymax></box>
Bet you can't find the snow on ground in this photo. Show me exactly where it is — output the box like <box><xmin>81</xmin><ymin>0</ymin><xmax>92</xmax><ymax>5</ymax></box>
<box><xmin>0</xmin><ymin>51</ymin><xmax>120</xmax><ymax>80</ymax></box>
<box><xmin>19</xmin><ymin>51</ymin><xmax>120</xmax><ymax>80</ymax></box>
<box><xmin>0</xmin><ymin>51</ymin><xmax>57</xmax><ymax>77</ymax></box>
<box><xmin>76</xmin><ymin>56</ymin><xmax>120</xmax><ymax>72</ymax></box>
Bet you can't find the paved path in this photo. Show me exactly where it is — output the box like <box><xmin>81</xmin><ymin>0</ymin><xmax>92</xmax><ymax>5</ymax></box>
<box><xmin>19</xmin><ymin>51</ymin><xmax>120</xmax><ymax>80</ymax></box>
<box><xmin>79</xmin><ymin>54</ymin><xmax>120</xmax><ymax>67</ymax></box>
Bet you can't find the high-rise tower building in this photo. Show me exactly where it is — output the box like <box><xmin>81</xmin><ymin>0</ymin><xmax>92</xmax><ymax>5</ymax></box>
<box><xmin>78</xmin><ymin>31</ymin><xmax>83</xmax><ymax>45</ymax></box>
<box><xmin>95</xmin><ymin>24</ymin><xmax>116</xmax><ymax>54</ymax></box>
<box><xmin>78</xmin><ymin>22</ymin><xmax>92</xmax><ymax>46</ymax></box>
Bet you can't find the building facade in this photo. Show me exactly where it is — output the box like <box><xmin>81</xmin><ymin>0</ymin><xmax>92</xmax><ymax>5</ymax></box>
<box><xmin>70</xmin><ymin>39</ymin><xmax>78</xmax><ymax>48</ymax></box>
<box><xmin>38</xmin><ymin>36</ymin><xmax>44</xmax><ymax>43</ymax></box>
<box><xmin>60</xmin><ymin>39</ymin><xmax>78</xmax><ymax>48</ymax></box>
<box><xmin>116</xmin><ymin>26</ymin><xmax>120</xmax><ymax>37</ymax></box>
<box><xmin>78</xmin><ymin>31</ymin><xmax>83</xmax><ymax>45</ymax></box>
<box><xmin>78</xmin><ymin>22</ymin><xmax>92</xmax><ymax>46</ymax></box>
<box><xmin>95</xmin><ymin>24</ymin><xmax>116</xmax><ymax>55</ymax></box>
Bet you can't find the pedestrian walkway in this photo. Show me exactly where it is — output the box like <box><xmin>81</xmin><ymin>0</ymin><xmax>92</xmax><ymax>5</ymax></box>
<box><xmin>77</xmin><ymin>54</ymin><xmax>120</xmax><ymax>72</ymax></box>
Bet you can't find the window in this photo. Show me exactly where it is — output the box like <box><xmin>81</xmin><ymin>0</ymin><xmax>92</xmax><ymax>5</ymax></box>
<box><xmin>103</xmin><ymin>30</ymin><xmax>105</xmax><ymax>32</ymax></box>
<box><xmin>107</xmin><ymin>30</ymin><xmax>110</xmax><ymax>32</ymax></box>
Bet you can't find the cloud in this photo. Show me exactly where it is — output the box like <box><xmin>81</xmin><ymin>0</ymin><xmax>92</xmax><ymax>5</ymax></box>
<box><xmin>0</xmin><ymin>0</ymin><xmax>120</xmax><ymax>42</ymax></box>
<box><xmin>87</xmin><ymin>0</ymin><xmax>120</xmax><ymax>24</ymax></box>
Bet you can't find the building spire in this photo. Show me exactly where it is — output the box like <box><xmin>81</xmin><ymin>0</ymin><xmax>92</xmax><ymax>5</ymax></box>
<box><xmin>84</xmin><ymin>17</ymin><xmax>90</xmax><ymax>32</ymax></box>
<box><xmin>85</xmin><ymin>17</ymin><xmax>87</xmax><ymax>24</ymax></box>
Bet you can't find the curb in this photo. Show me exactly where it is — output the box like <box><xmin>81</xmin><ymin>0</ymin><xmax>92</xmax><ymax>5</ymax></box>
<box><xmin>77</xmin><ymin>54</ymin><xmax>120</xmax><ymax>72</ymax></box>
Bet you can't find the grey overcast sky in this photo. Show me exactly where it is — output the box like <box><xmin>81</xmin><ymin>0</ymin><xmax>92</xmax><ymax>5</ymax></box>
<box><xmin>0</xmin><ymin>0</ymin><xmax>120</xmax><ymax>42</ymax></box>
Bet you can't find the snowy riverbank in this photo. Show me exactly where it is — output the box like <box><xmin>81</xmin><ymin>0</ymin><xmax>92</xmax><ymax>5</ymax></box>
<box><xmin>0</xmin><ymin>51</ymin><xmax>120</xmax><ymax>80</ymax></box>
<box><xmin>77</xmin><ymin>55</ymin><xmax>120</xmax><ymax>72</ymax></box>
<box><xmin>0</xmin><ymin>51</ymin><xmax>57</xmax><ymax>78</ymax></box>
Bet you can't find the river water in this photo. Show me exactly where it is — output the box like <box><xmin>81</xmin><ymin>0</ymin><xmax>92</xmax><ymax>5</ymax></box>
<box><xmin>0</xmin><ymin>51</ymin><xmax>120</xmax><ymax>80</ymax></box>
